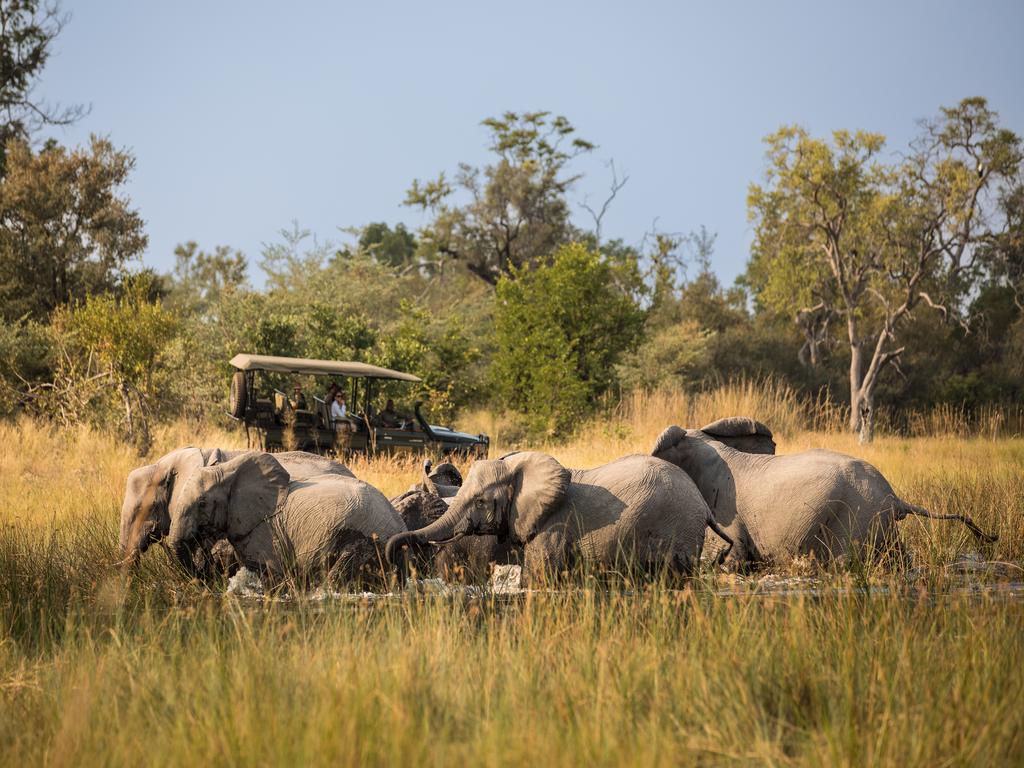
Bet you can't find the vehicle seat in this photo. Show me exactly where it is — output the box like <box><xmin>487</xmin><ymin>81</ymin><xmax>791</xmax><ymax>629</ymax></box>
<box><xmin>314</xmin><ymin>396</ymin><xmax>330</xmax><ymax>428</ymax></box>
<box><xmin>293</xmin><ymin>409</ymin><xmax>317</xmax><ymax>428</ymax></box>
<box><xmin>253</xmin><ymin>398</ymin><xmax>277</xmax><ymax>428</ymax></box>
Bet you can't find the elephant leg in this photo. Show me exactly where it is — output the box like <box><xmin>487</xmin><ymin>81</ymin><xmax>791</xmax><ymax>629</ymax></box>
<box><xmin>323</xmin><ymin>529</ymin><xmax>391</xmax><ymax>591</ymax></box>
<box><xmin>704</xmin><ymin>525</ymin><xmax>753</xmax><ymax>571</ymax></box>
<box><xmin>523</xmin><ymin>534</ymin><xmax>570</xmax><ymax>588</ymax></box>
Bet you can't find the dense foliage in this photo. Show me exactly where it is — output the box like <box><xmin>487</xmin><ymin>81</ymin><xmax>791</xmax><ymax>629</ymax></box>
<box><xmin>0</xmin><ymin>3</ymin><xmax>1021</xmax><ymax>447</ymax></box>
<box><xmin>492</xmin><ymin>243</ymin><xmax>645</xmax><ymax>434</ymax></box>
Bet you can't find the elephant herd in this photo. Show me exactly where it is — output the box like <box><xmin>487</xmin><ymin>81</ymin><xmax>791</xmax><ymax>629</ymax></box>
<box><xmin>119</xmin><ymin>416</ymin><xmax>995</xmax><ymax>590</ymax></box>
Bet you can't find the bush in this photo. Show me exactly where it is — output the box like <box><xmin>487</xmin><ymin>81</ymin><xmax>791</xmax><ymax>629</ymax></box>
<box><xmin>492</xmin><ymin>242</ymin><xmax>645</xmax><ymax>435</ymax></box>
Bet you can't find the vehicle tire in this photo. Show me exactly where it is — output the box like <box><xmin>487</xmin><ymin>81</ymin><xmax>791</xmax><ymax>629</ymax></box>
<box><xmin>229</xmin><ymin>371</ymin><xmax>248</xmax><ymax>419</ymax></box>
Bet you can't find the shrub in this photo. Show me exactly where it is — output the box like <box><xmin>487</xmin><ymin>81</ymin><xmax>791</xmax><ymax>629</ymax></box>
<box><xmin>492</xmin><ymin>242</ymin><xmax>645</xmax><ymax>435</ymax></box>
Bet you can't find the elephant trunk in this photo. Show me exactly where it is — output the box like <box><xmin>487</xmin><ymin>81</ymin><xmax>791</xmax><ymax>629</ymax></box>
<box><xmin>117</xmin><ymin>546</ymin><xmax>141</xmax><ymax>569</ymax></box>
<box><xmin>118</xmin><ymin>519</ymin><xmax>157</xmax><ymax>569</ymax></box>
<box><xmin>385</xmin><ymin>498</ymin><xmax>468</xmax><ymax>567</ymax></box>
<box><xmin>170</xmin><ymin>537</ymin><xmax>202</xmax><ymax>577</ymax></box>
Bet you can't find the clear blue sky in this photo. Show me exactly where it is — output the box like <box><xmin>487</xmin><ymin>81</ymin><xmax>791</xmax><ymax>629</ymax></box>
<box><xmin>38</xmin><ymin>0</ymin><xmax>1024</xmax><ymax>285</ymax></box>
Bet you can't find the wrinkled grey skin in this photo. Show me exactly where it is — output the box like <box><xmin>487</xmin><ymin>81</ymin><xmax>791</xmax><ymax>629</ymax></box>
<box><xmin>652</xmin><ymin>418</ymin><xmax>996</xmax><ymax>567</ymax></box>
<box><xmin>390</xmin><ymin>461</ymin><xmax>516</xmax><ymax>582</ymax></box>
<box><xmin>387</xmin><ymin>452</ymin><xmax>726</xmax><ymax>586</ymax></box>
<box><xmin>167</xmin><ymin>452</ymin><xmax>405</xmax><ymax>588</ymax></box>
<box><xmin>119</xmin><ymin>448</ymin><xmax>354</xmax><ymax>579</ymax></box>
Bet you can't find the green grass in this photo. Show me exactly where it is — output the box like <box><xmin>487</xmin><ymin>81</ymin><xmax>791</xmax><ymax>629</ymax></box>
<box><xmin>1</xmin><ymin>397</ymin><xmax>1023</xmax><ymax>766</ymax></box>
<box><xmin>1</xmin><ymin>571</ymin><xmax>1021</xmax><ymax>766</ymax></box>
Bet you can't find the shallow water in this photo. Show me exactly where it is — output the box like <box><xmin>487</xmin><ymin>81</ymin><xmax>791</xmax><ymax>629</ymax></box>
<box><xmin>223</xmin><ymin>557</ymin><xmax>1024</xmax><ymax>606</ymax></box>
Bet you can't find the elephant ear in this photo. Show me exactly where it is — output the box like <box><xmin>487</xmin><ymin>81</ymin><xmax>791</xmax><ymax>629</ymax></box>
<box><xmin>652</xmin><ymin>425</ymin><xmax>687</xmax><ymax>457</ymax></box>
<box><xmin>420</xmin><ymin>459</ymin><xmax>441</xmax><ymax>496</ymax></box>
<box><xmin>699</xmin><ymin>417</ymin><xmax>776</xmax><ymax>455</ymax></box>
<box><xmin>214</xmin><ymin>453</ymin><xmax>291</xmax><ymax>541</ymax></box>
<box><xmin>205</xmin><ymin>448</ymin><xmax>228</xmax><ymax>466</ymax></box>
<box><xmin>502</xmin><ymin>452</ymin><xmax>570</xmax><ymax>543</ymax></box>
<box><xmin>122</xmin><ymin>447</ymin><xmax>206</xmax><ymax>549</ymax></box>
<box><xmin>429</xmin><ymin>462</ymin><xmax>463</xmax><ymax>488</ymax></box>
<box><xmin>120</xmin><ymin>463</ymin><xmax>158</xmax><ymax>554</ymax></box>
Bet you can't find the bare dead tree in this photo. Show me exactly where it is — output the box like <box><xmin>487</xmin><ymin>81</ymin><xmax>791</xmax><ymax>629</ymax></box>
<box><xmin>579</xmin><ymin>159</ymin><xmax>629</xmax><ymax>247</ymax></box>
<box><xmin>0</xmin><ymin>1</ymin><xmax>88</xmax><ymax>146</ymax></box>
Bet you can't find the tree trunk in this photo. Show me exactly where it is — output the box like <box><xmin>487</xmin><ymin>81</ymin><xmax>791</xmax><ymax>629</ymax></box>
<box><xmin>120</xmin><ymin>381</ymin><xmax>135</xmax><ymax>445</ymax></box>
<box><xmin>846</xmin><ymin>313</ymin><xmax>880</xmax><ymax>443</ymax></box>
<box><xmin>856</xmin><ymin>391</ymin><xmax>875</xmax><ymax>444</ymax></box>
<box><xmin>848</xmin><ymin>320</ymin><xmax>865</xmax><ymax>434</ymax></box>
<box><xmin>120</xmin><ymin>380</ymin><xmax>151</xmax><ymax>456</ymax></box>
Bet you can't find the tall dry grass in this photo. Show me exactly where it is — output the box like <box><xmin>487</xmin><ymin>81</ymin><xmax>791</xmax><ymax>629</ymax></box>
<box><xmin>1</xmin><ymin>383</ymin><xmax>1023</xmax><ymax>766</ymax></box>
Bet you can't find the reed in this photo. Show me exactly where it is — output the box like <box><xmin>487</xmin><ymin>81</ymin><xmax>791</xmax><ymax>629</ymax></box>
<box><xmin>1</xmin><ymin>384</ymin><xmax>1022</xmax><ymax>766</ymax></box>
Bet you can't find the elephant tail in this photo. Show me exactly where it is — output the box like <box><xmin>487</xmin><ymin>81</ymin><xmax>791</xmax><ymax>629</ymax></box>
<box><xmin>897</xmin><ymin>500</ymin><xmax>997</xmax><ymax>543</ymax></box>
<box><xmin>706</xmin><ymin>513</ymin><xmax>734</xmax><ymax>566</ymax></box>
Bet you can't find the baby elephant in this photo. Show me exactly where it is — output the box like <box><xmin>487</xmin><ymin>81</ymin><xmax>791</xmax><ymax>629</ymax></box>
<box><xmin>167</xmin><ymin>452</ymin><xmax>406</xmax><ymax>588</ymax></box>
<box><xmin>390</xmin><ymin>460</ymin><xmax>515</xmax><ymax>582</ymax></box>
<box><xmin>653</xmin><ymin>417</ymin><xmax>996</xmax><ymax>567</ymax></box>
<box><xmin>387</xmin><ymin>451</ymin><xmax>732</xmax><ymax>586</ymax></box>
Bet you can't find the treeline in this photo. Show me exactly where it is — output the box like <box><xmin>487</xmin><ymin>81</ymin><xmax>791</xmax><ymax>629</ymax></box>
<box><xmin>1</xmin><ymin>2</ymin><xmax>1022</xmax><ymax>451</ymax></box>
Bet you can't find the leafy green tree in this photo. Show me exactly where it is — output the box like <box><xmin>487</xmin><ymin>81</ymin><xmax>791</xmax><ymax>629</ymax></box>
<box><xmin>405</xmin><ymin>111</ymin><xmax>595</xmax><ymax>284</ymax></box>
<box><xmin>0</xmin><ymin>136</ymin><xmax>146</xmax><ymax>321</ymax></box>
<box><xmin>492</xmin><ymin>242</ymin><xmax>645</xmax><ymax>434</ymax></box>
<box><xmin>53</xmin><ymin>275</ymin><xmax>178</xmax><ymax>453</ymax></box>
<box><xmin>257</xmin><ymin>224</ymin><xmax>419</xmax><ymax>328</ymax></box>
<box><xmin>167</xmin><ymin>241</ymin><xmax>248</xmax><ymax>314</ymax></box>
<box><xmin>0</xmin><ymin>315</ymin><xmax>51</xmax><ymax>413</ymax></box>
<box><xmin>0</xmin><ymin>0</ymin><xmax>84</xmax><ymax>168</ymax></box>
<box><xmin>358</xmin><ymin>222</ymin><xmax>417</xmax><ymax>268</ymax></box>
<box><xmin>373</xmin><ymin>301</ymin><xmax>482</xmax><ymax>421</ymax></box>
<box><xmin>981</xmin><ymin>182</ymin><xmax>1024</xmax><ymax>311</ymax></box>
<box><xmin>616</xmin><ymin>320</ymin><xmax>710</xmax><ymax>392</ymax></box>
<box><xmin>300</xmin><ymin>303</ymin><xmax>376</xmax><ymax>361</ymax></box>
<box><xmin>746</xmin><ymin>98</ymin><xmax>1022</xmax><ymax>442</ymax></box>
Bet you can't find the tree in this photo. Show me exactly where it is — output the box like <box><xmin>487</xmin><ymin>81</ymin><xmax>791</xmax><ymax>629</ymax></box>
<box><xmin>167</xmin><ymin>241</ymin><xmax>248</xmax><ymax>314</ymax></box>
<box><xmin>52</xmin><ymin>275</ymin><xmax>179</xmax><ymax>453</ymax></box>
<box><xmin>747</xmin><ymin>98</ymin><xmax>1022</xmax><ymax>442</ymax></box>
<box><xmin>492</xmin><ymin>242</ymin><xmax>645</xmax><ymax>434</ymax></box>
<box><xmin>357</xmin><ymin>221</ymin><xmax>417</xmax><ymax>268</ymax></box>
<box><xmin>372</xmin><ymin>301</ymin><xmax>482</xmax><ymax>421</ymax></box>
<box><xmin>981</xmin><ymin>181</ymin><xmax>1024</xmax><ymax>310</ymax></box>
<box><xmin>0</xmin><ymin>0</ymin><xmax>85</xmax><ymax>167</ymax></box>
<box><xmin>405</xmin><ymin>111</ymin><xmax>595</xmax><ymax>284</ymax></box>
<box><xmin>0</xmin><ymin>136</ymin><xmax>147</xmax><ymax>320</ymax></box>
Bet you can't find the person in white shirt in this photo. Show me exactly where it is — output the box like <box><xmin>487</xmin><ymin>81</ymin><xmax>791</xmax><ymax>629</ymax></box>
<box><xmin>331</xmin><ymin>392</ymin><xmax>353</xmax><ymax>453</ymax></box>
<box><xmin>330</xmin><ymin>392</ymin><xmax>348</xmax><ymax>422</ymax></box>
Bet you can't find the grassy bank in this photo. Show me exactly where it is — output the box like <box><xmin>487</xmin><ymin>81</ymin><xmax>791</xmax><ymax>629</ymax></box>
<box><xmin>1</xmin><ymin>384</ymin><xmax>1023</xmax><ymax>765</ymax></box>
<box><xmin>1</xmin><ymin>587</ymin><xmax>1021</xmax><ymax>766</ymax></box>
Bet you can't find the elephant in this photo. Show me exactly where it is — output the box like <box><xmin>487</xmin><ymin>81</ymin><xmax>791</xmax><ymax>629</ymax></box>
<box><xmin>651</xmin><ymin>417</ymin><xmax>997</xmax><ymax>567</ymax></box>
<box><xmin>167</xmin><ymin>451</ymin><xmax>405</xmax><ymax>588</ymax></box>
<box><xmin>390</xmin><ymin>460</ymin><xmax>516</xmax><ymax>582</ymax></box>
<box><xmin>119</xmin><ymin>447</ymin><xmax>355</xmax><ymax>578</ymax></box>
<box><xmin>386</xmin><ymin>451</ymin><xmax>732</xmax><ymax>586</ymax></box>
<box><xmin>390</xmin><ymin>460</ymin><xmax>463</xmax><ymax>530</ymax></box>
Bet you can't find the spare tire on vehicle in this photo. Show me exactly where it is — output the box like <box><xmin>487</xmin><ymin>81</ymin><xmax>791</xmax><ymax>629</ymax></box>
<box><xmin>229</xmin><ymin>371</ymin><xmax>248</xmax><ymax>419</ymax></box>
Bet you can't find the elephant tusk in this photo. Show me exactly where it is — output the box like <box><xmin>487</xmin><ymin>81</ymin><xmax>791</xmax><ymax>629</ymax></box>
<box><xmin>428</xmin><ymin>531</ymin><xmax>467</xmax><ymax>547</ymax></box>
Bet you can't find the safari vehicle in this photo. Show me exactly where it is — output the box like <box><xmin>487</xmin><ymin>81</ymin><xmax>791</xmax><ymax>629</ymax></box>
<box><xmin>227</xmin><ymin>353</ymin><xmax>489</xmax><ymax>459</ymax></box>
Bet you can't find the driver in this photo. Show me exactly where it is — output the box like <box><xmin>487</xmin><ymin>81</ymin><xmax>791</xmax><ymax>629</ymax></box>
<box><xmin>289</xmin><ymin>383</ymin><xmax>308</xmax><ymax>410</ymax></box>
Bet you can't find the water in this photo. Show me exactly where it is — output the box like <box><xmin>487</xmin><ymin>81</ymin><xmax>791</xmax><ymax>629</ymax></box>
<box><xmin>224</xmin><ymin>558</ymin><xmax>1024</xmax><ymax>604</ymax></box>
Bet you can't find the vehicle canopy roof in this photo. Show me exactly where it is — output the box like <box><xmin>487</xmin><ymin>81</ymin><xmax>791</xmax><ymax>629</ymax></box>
<box><xmin>229</xmin><ymin>353</ymin><xmax>421</xmax><ymax>382</ymax></box>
